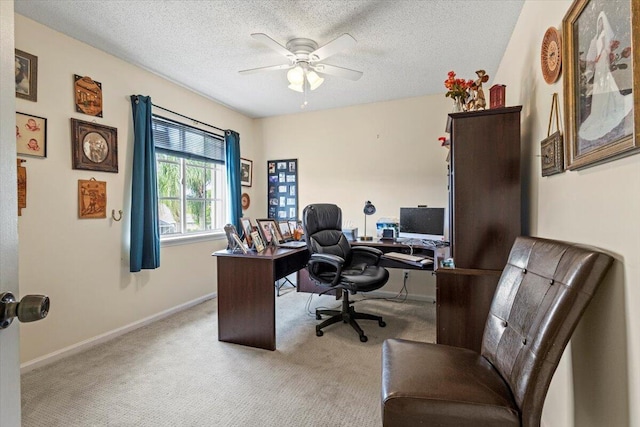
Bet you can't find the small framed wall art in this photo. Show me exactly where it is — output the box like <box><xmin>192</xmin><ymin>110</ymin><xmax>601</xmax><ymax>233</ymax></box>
<box><xmin>71</xmin><ymin>118</ymin><xmax>118</xmax><ymax>173</ymax></box>
<box><xmin>78</xmin><ymin>178</ymin><xmax>107</xmax><ymax>219</ymax></box>
<box><xmin>74</xmin><ymin>75</ymin><xmax>103</xmax><ymax>117</ymax></box>
<box><xmin>15</xmin><ymin>49</ymin><xmax>37</xmax><ymax>102</ymax></box>
<box><xmin>16</xmin><ymin>112</ymin><xmax>47</xmax><ymax>158</ymax></box>
<box><xmin>240</xmin><ymin>158</ymin><xmax>253</xmax><ymax>187</ymax></box>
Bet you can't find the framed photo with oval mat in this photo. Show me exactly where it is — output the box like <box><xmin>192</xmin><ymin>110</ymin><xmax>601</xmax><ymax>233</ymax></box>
<box><xmin>71</xmin><ymin>118</ymin><xmax>118</xmax><ymax>173</ymax></box>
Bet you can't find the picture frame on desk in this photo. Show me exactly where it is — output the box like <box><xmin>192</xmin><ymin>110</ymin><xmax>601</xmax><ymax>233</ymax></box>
<box><xmin>256</xmin><ymin>218</ymin><xmax>282</xmax><ymax>245</ymax></box>
<box><xmin>224</xmin><ymin>223</ymin><xmax>247</xmax><ymax>254</ymax></box>
<box><xmin>278</xmin><ymin>221</ymin><xmax>292</xmax><ymax>241</ymax></box>
<box><xmin>240</xmin><ymin>217</ymin><xmax>253</xmax><ymax>245</ymax></box>
<box><xmin>251</xmin><ymin>230</ymin><xmax>265</xmax><ymax>252</ymax></box>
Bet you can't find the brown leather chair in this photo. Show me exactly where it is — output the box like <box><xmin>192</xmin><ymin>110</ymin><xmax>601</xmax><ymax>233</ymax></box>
<box><xmin>381</xmin><ymin>236</ymin><xmax>613</xmax><ymax>426</ymax></box>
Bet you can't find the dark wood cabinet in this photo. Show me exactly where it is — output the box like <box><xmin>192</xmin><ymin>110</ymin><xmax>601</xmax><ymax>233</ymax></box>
<box><xmin>436</xmin><ymin>268</ymin><xmax>502</xmax><ymax>352</ymax></box>
<box><xmin>448</xmin><ymin>106</ymin><xmax>522</xmax><ymax>270</ymax></box>
<box><xmin>437</xmin><ymin>106</ymin><xmax>522</xmax><ymax>352</ymax></box>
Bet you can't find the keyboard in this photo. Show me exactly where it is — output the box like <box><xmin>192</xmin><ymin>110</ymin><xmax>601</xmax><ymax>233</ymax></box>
<box><xmin>384</xmin><ymin>252</ymin><xmax>429</xmax><ymax>263</ymax></box>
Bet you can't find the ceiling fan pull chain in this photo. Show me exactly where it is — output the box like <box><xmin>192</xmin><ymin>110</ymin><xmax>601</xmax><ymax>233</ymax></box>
<box><xmin>301</xmin><ymin>78</ymin><xmax>309</xmax><ymax>109</ymax></box>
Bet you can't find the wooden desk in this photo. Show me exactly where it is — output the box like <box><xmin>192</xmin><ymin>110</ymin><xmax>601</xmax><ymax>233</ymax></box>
<box><xmin>351</xmin><ymin>239</ymin><xmax>437</xmax><ymax>271</ymax></box>
<box><xmin>213</xmin><ymin>246</ymin><xmax>309</xmax><ymax>351</ymax></box>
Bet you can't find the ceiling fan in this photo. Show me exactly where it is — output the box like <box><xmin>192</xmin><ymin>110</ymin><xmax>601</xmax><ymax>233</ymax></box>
<box><xmin>239</xmin><ymin>33</ymin><xmax>363</xmax><ymax>93</ymax></box>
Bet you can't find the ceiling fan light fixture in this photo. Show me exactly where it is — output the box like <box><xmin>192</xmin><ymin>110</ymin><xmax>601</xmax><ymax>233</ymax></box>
<box><xmin>288</xmin><ymin>83</ymin><xmax>304</xmax><ymax>92</ymax></box>
<box><xmin>287</xmin><ymin>65</ymin><xmax>304</xmax><ymax>85</ymax></box>
<box><xmin>307</xmin><ymin>71</ymin><xmax>324</xmax><ymax>91</ymax></box>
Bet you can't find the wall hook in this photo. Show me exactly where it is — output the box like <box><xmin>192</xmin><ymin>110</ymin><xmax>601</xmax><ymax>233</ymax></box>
<box><xmin>112</xmin><ymin>209</ymin><xmax>123</xmax><ymax>221</ymax></box>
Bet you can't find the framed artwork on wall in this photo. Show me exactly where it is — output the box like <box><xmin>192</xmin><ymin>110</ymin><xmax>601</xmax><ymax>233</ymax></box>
<box><xmin>15</xmin><ymin>49</ymin><xmax>37</xmax><ymax>102</ymax></box>
<box><xmin>71</xmin><ymin>118</ymin><xmax>118</xmax><ymax>173</ymax></box>
<box><xmin>562</xmin><ymin>0</ymin><xmax>639</xmax><ymax>169</ymax></box>
<box><xmin>78</xmin><ymin>178</ymin><xmax>107</xmax><ymax>219</ymax></box>
<box><xmin>74</xmin><ymin>75</ymin><xmax>103</xmax><ymax>117</ymax></box>
<box><xmin>16</xmin><ymin>112</ymin><xmax>46</xmax><ymax>158</ymax></box>
<box><xmin>240</xmin><ymin>158</ymin><xmax>253</xmax><ymax>187</ymax></box>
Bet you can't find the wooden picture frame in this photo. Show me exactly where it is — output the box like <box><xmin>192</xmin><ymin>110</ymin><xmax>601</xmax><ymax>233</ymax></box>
<box><xmin>71</xmin><ymin>118</ymin><xmax>118</xmax><ymax>173</ymax></box>
<box><xmin>562</xmin><ymin>0</ymin><xmax>639</xmax><ymax>169</ymax></box>
<box><xmin>78</xmin><ymin>178</ymin><xmax>107</xmax><ymax>219</ymax></box>
<box><xmin>74</xmin><ymin>75</ymin><xmax>103</xmax><ymax>117</ymax></box>
<box><xmin>256</xmin><ymin>218</ymin><xmax>283</xmax><ymax>245</ymax></box>
<box><xmin>240</xmin><ymin>158</ymin><xmax>253</xmax><ymax>187</ymax></box>
<box><xmin>16</xmin><ymin>112</ymin><xmax>47</xmax><ymax>158</ymax></box>
<box><xmin>15</xmin><ymin>49</ymin><xmax>37</xmax><ymax>102</ymax></box>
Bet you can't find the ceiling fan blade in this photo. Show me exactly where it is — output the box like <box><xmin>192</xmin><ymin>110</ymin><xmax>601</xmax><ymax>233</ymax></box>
<box><xmin>309</xmin><ymin>33</ymin><xmax>356</xmax><ymax>62</ymax></box>
<box><xmin>238</xmin><ymin>63</ymin><xmax>294</xmax><ymax>75</ymax></box>
<box><xmin>311</xmin><ymin>63</ymin><xmax>363</xmax><ymax>81</ymax></box>
<box><xmin>251</xmin><ymin>33</ymin><xmax>296</xmax><ymax>59</ymax></box>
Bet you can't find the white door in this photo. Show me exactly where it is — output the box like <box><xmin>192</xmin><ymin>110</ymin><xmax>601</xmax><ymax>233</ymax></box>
<box><xmin>0</xmin><ymin>2</ymin><xmax>22</xmax><ymax>426</ymax></box>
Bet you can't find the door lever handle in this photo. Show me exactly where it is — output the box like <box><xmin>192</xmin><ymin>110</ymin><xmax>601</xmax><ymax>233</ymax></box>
<box><xmin>0</xmin><ymin>292</ymin><xmax>50</xmax><ymax>329</ymax></box>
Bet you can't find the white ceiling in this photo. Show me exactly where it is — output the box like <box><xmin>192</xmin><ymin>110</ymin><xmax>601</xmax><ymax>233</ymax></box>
<box><xmin>14</xmin><ymin>0</ymin><xmax>525</xmax><ymax>119</ymax></box>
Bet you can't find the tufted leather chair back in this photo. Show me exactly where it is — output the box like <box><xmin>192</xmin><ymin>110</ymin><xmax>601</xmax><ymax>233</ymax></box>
<box><xmin>303</xmin><ymin>204</ymin><xmax>353</xmax><ymax>263</ymax></box>
<box><xmin>481</xmin><ymin>236</ymin><xmax>613</xmax><ymax>426</ymax></box>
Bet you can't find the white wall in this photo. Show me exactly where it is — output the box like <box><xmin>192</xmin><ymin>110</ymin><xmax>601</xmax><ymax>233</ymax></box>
<box><xmin>15</xmin><ymin>15</ymin><xmax>258</xmax><ymax>364</ymax></box>
<box><xmin>257</xmin><ymin>95</ymin><xmax>452</xmax><ymax>297</ymax></box>
<box><xmin>494</xmin><ymin>1</ymin><xmax>639</xmax><ymax>426</ymax></box>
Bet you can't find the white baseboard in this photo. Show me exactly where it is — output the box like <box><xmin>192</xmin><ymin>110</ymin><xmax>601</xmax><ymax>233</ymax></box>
<box><xmin>21</xmin><ymin>292</ymin><xmax>217</xmax><ymax>373</ymax></box>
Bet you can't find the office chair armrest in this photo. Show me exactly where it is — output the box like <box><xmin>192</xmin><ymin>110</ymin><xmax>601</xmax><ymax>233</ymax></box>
<box><xmin>308</xmin><ymin>253</ymin><xmax>345</xmax><ymax>287</ymax></box>
<box><xmin>351</xmin><ymin>246</ymin><xmax>384</xmax><ymax>265</ymax></box>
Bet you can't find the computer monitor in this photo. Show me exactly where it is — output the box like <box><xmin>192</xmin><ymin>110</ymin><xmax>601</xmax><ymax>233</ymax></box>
<box><xmin>398</xmin><ymin>207</ymin><xmax>446</xmax><ymax>241</ymax></box>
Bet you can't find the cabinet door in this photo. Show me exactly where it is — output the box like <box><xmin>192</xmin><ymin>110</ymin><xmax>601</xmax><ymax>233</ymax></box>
<box><xmin>449</xmin><ymin>107</ymin><xmax>522</xmax><ymax>270</ymax></box>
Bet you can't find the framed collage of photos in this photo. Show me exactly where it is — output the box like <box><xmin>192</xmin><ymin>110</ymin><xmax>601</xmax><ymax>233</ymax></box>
<box><xmin>267</xmin><ymin>158</ymin><xmax>298</xmax><ymax>220</ymax></box>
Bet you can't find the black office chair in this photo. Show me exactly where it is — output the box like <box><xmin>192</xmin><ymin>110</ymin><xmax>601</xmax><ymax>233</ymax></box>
<box><xmin>302</xmin><ymin>203</ymin><xmax>389</xmax><ymax>342</ymax></box>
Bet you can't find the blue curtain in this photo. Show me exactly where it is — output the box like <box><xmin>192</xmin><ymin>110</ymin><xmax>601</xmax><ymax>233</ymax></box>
<box><xmin>225</xmin><ymin>130</ymin><xmax>242</xmax><ymax>232</ymax></box>
<box><xmin>130</xmin><ymin>95</ymin><xmax>160</xmax><ymax>272</ymax></box>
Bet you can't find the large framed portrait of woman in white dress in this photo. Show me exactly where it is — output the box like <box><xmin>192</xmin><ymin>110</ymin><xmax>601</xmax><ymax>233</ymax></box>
<box><xmin>562</xmin><ymin>0</ymin><xmax>639</xmax><ymax>169</ymax></box>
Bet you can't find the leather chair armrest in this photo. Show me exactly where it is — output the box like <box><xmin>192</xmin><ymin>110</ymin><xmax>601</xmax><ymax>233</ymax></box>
<box><xmin>308</xmin><ymin>253</ymin><xmax>345</xmax><ymax>287</ymax></box>
<box><xmin>351</xmin><ymin>246</ymin><xmax>383</xmax><ymax>265</ymax></box>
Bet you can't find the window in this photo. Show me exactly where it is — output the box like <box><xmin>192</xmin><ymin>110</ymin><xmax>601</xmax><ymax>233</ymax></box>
<box><xmin>152</xmin><ymin>115</ymin><xmax>226</xmax><ymax>238</ymax></box>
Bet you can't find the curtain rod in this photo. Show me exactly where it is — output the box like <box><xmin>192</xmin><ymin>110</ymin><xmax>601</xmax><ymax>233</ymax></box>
<box><xmin>151</xmin><ymin>102</ymin><xmax>226</xmax><ymax>135</ymax></box>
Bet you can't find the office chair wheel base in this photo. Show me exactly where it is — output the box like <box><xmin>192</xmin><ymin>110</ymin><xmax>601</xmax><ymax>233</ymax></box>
<box><xmin>316</xmin><ymin>329</ymin><xmax>324</xmax><ymax>337</ymax></box>
<box><xmin>360</xmin><ymin>335</ymin><xmax>368</xmax><ymax>343</ymax></box>
<box><xmin>379</xmin><ymin>320</ymin><xmax>386</xmax><ymax>327</ymax></box>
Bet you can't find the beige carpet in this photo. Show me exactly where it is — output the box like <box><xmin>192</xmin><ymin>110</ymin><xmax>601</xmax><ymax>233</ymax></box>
<box><xmin>21</xmin><ymin>290</ymin><xmax>435</xmax><ymax>427</ymax></box>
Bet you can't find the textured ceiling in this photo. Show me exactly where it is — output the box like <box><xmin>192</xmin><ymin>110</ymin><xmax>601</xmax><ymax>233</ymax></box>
<box><xmin>15</xmin><ymin>0</ymin><xmax>525</xmax><ymax>119</ymax></box>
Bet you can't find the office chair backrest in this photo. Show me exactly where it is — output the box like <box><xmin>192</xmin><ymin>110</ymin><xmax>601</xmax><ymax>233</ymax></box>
<box><xmin>481</xmin><ymin>236</ymin><xmax>613</xmax><ymax>426</ymax></box>
<box><xmin>302</xmin><ymin>204</ymin><xmax>352</xmax><ymax>261</ymax></box>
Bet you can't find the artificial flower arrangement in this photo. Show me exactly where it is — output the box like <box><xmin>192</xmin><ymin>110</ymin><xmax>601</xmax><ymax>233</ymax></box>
<box><xmin>444</xmin><ymin>70</ymin><xmax>490</xmax><ymax>111</ymax></box>
<box><xmin>444</xmin><ymin>71</ymin><xmax>474</xmax><ymax>105</ymax></box>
